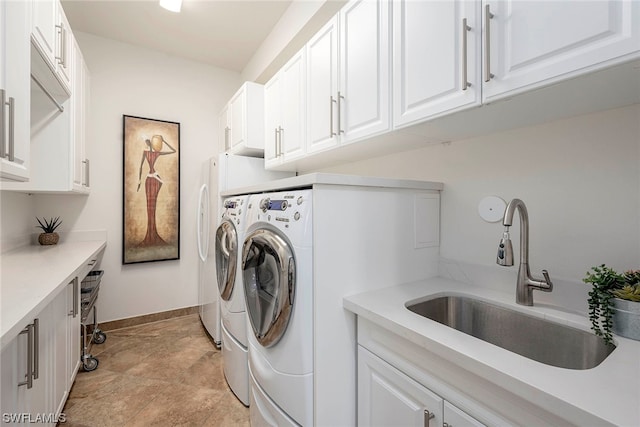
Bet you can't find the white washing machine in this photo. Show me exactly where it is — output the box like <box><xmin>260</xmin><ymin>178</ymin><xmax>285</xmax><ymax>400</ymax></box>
<box><xmin>215</xmin><ymin>195</ymin><xmax>251</xmax><ymax>406</ymax></box>
<box><xmin>237</xmin><ymin>174</ymin><xmax>442</xmax><ymax>426</ymax></box>
<box><xmin>242</xmin><ymin>190</ymin><xmax>313</xmax><ymax>426</ymax></box>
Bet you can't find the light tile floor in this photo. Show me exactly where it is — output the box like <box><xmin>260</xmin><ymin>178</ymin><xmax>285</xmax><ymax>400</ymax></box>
<box><xmin>61</xmin><ymin>314</ymin><xmax>249</xmax><ymax>427</ymax></box>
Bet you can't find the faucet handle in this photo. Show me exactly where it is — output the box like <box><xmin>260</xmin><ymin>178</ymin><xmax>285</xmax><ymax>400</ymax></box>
<box><xmin>541</xmin><ymin>269</ymin><xmax>553</xmax><ymax>292</ymax></box>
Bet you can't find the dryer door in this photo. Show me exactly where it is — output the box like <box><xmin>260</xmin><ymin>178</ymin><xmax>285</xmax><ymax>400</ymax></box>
<box><xmin>215</xmin><ymin>219</ymin><xmax>238</xmax><ymax>301</ymax></box>
<box><xmin>242</xmin><ymin>228</ymin><xmax>295</xmax><ymax>348</ymax></box>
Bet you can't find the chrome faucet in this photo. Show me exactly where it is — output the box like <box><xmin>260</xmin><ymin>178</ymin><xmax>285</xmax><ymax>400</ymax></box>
<box><xmin>496</xmin><ymin>199</ymin><xmax>553</xmax><ymax>305</ymax></box>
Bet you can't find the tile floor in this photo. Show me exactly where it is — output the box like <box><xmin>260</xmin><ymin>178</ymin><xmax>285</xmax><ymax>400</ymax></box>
<box><xmin>61</xmin><ymin>314</ymin><xmax>249</xmax><ymax>427</ymax></box>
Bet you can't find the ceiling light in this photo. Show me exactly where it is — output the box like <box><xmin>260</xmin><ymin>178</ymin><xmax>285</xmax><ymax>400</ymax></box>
<box><xmin>160</xmin><ymin>0</ymin><xmax>181</xmax><ymax>13</ymax></box>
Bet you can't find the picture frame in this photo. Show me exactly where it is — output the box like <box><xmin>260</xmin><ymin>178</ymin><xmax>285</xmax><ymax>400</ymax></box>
<box><xmin>122</xmin><ymin>115</ymin><xmax>180</xmax><ymax>264</ymax></box>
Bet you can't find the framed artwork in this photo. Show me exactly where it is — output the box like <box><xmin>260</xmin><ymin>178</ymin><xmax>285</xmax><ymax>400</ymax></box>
<box><xmin>122</xmin><ymin>115</ymin><xmax>180</xmax><ymax>264</ymax></box>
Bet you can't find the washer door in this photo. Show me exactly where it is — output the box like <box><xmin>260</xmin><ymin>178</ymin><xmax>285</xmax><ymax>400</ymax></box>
<box><xmin>242</xmin><ymin>228</ymin><xmax>296</xmax><ymax>348</ymax></box>
<box><xmin>215</xmin><ymin>219</ymin><xmax>237</xmax><ymax>301</ymax></box>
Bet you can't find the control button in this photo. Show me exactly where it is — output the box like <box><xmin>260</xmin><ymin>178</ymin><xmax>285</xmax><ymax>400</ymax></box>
<box><xmin>281</xmin><ymin>203</ymin><xmax>287</xmax><ymax>211</ymax></box>
<box><xmin>260</xmin><ymin>198</ymin><xmax>270</xmax><ymax>212</ymax></box>
<box><xmin>297</xmin><ymin>196</ymin><xmax>303</xmax><ymax>206</ymax></box>
<box><xmin>238</xmin><ymin>209</ymin><xmax>242</xmax><ymax>215</ymax></box>
<box><xmin>294</xmin><ymin>212</ymin><xmax>300</xmax><ymax>221</ymax></box>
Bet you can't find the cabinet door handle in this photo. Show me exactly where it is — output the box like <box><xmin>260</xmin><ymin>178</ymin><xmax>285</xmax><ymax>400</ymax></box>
<box><xmin>484</xmin><ymin>4</ymin><xmax>494</xmax><ymax>82</ymax></box>
<box><xmin>462</xmin><ymin>18</ymin><xmax>471</xmax><ymax>91</ymax></box>
<box><xmin>18</xmin><ymin>324</ymin><xmax>34</xmax><ymax>389</ymax></box>
<box><xmin>83</xmin><ymin>159</ymin><xmax>90</xmax><ymax>187</ymax></box>
<box><xmin>277</xmin><ymin>126</ymin><xmax>284</xmax><ymax>157</ymax></box>
<box><xmin>7</xmin><ymin>97</ymin><xmax>14</xmax><ymax>161</ymax></box>
<box><xmin>0</xmin><ymin>89</ymin><xmax>6</xmax><ymax>159</ymax></box>
<box><xmin>224</xmin><ymin>126</ymin><xmax>230</xmax><ymax>151</ymax></box>
<box><xmin>329</xmin><ymin>96</ymin><xmax>337</xmax><ymax>138</ymax></box>
<box><xmin>62</xmin><ymin>25</ymin><xmax>67</xmax><ymax>67</ymax></box>
<box><xmin>273</xmin><ymin>127</ymin><xmax>278</xmax><ymax>157</ymax></box>
<box><xmin>56</xmin><ymin>24</ymin><xmax>67</xmax><ymax>68</ymax></box>
<box><xmin>337</xmin><ymin>91</ymin><xmax>345</xmax><ymax>134</ymax></box>
<box><xmin>72</xmin><ymin>277</ymin><xmax>79</xmax><ymax>317</ymax></box>
<box><xmin>32</xmin><ymin>318</ymin><xmax>39</xmax><ymax>380</ymax></box>
<box><xmin>424</xmin><ymin>409</ymin><xmax>435</xmax><ymax>427</ymax></box>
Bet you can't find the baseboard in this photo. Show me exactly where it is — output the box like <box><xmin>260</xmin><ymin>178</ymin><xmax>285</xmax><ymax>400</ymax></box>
<box><xmin>99</xmin><ymin>306</ymin><xmax>199</xmax><ymax>331</ymax></box>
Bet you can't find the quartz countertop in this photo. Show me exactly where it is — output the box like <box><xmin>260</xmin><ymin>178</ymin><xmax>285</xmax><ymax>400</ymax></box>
<box><xmin>343</xmin><ymin>277</ymin><xmax>640</xmax><ymax>426</ymax></box>
<box><xmin>220</xmin><ymin>172</ymin><xmax>444</xmax><ymax>197</ymax></box>
<box><xmin>1</xmin><ymin>239</ymin><xmax>106</xmax><ymax>349</ymax></box>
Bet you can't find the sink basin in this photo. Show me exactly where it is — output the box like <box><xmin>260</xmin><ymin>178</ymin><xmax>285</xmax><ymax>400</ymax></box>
<box><xmin>406</xmin><ymin>295</ymin><xmax>615</xmax><ymax>370</ymax></box>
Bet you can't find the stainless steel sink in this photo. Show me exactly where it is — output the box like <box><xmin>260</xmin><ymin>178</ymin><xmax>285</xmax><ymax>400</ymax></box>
<box><xmin>406</xmin><ymin>295</ymin><xmax>615</xmax><ymax>370</ymax></box>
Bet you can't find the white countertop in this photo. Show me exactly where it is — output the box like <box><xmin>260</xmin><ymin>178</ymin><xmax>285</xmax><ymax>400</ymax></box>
<box><xmin>343</xmin><ymin>277</ymin><xmax>640</xmax><ymax>426</ymax></box>
<box><xmin>220</xmin><ymin>172</ymin><xmax>444</xmax><ymax>197</ymax></box>
<box><xmin>1</xmin><ymin>239</ymin><xmax>106</xmax><ymax>349</ymax></box>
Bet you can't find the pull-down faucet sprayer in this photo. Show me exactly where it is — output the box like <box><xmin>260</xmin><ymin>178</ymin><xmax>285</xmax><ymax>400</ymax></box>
<box><xmin>497</xmin><ymin>199</ymin><xmax>553</xmax><ymax>306</ymax></box>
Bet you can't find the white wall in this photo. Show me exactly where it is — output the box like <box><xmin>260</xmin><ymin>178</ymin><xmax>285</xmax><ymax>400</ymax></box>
<box><xmin>315</xmin><ymin>105</ymin><xmax>640</xmax><ymax>311</ymax></box>
<box><xmin>33</xmin><ymin>32</ymin><xmax>242</xmax><ymax>322</ymax></box>
<box><xmin>0</xmin><ymin>192</ymin><xmax>36</xmax><ymax>251</ymax></box>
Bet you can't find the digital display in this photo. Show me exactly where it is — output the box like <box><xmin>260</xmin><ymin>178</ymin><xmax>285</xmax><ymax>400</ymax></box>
<box><xmin>268</xmin><ymin>200</ymin><xmax>288</xmax><ymax>211</ymax></box>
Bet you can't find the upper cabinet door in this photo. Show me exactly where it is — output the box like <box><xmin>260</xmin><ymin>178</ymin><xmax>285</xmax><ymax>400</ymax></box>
<box><xmin>339</xmin><ymin>0</ymin><xmax>390</xmax><ymax>144</ymax></box>
<box><xmin>393</xmin><ymin>0</ymin><xmax>481</xmax><ymax>128</ymax></box>
<box><xmin>31</xmin><ymin>0</ymin><xmax>57</xmax><ymax>68</ymax></box>
<box><xmin>1</xmin><ymin>0</ymin><xmax>31</xmax><ymax>182</ymax></box>
<box><xmin>264</xmin><ymin>74</ymin><xmax>281</xmax><ymax>167</ymax></box>
<box><xmin>55</xmin><ymin>5</ymin><xmax>72</xmax><ymax>93</ymax></box>
<box><xmin>225</xmin><ymin>82</ymin><xmax>264</xmax><ymax>157</ymax></box>
<box><xmin>306</xmin><ymin>15</ymin><xmax>339</xmax><ymax>154</ymax></box>
<box><xmin>483</xmin><ymin>0</ymin><xmax>640</xmax><ymax>102</ymax></box>
<box><xmin>280</xmin><ymin>49</ymin><xmax>306</xmax><ymax>161</ymax></box>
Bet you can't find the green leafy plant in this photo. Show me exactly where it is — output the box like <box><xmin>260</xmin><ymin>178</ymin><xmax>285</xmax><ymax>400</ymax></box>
<box><xmin>36</xmin><ymin>216</ymin><xmax>62</xmax><ymax>234</ymax></box>
<box><xmin>584</xmin><ymin>265</ymin><xmax>639</xmax><ymax>344</ymax></box>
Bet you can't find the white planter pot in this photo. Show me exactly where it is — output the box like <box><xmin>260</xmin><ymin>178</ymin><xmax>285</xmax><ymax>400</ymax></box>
<box><xmin>612</xmin><ymin>297</ymin><xmax>640</xmax><ymax>341</ymax></box>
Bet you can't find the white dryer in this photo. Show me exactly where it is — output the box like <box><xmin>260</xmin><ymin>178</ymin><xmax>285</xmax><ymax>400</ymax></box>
<box><xmin>242</xmin><ymin>190</ymin><xmax>313</xmax><ymax>426</ymax></box>
<box><xmin>236</xmin><ymin>174</ymin><xmax>442</xmax><ymax>426</ymax></box>
<box><xmin>215</xmin><ymin>195</ymin><xmax>251</xmax><ymax>406</ymax></box>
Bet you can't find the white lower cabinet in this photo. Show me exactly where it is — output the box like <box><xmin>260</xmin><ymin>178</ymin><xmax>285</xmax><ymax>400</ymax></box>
<box><xmin>0</xmin><ymin>278</ymin><xmax>80</xmax><ymax>426</ymax></box>
<box><xmin>358</xmin><ymin>346</ymin><xmax>484</xmax><ymax>427</ymax></box>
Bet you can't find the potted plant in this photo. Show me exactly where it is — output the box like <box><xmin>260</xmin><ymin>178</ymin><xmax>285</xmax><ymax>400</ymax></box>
<box><xmin>36</xmin><ymin>216</ymin><xmax>62</xmax><ymax>245</ymax></box>
<box><xmin>584</xmin><ymin>264</ymin><xmax>640</xmax><ymax>344</ymax></box>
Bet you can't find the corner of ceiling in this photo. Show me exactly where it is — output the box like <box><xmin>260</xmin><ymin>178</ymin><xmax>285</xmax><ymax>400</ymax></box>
<box><xmin>240</xmin><ymin>0</ymin><xmax>346</xmax><ymax>85</ymax></box>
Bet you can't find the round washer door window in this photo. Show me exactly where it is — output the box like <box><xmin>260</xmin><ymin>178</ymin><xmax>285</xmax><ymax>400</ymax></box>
<box><xmin>215</xmin><ymin>219</ymin><xmax>237</xmax><ymax>301</ymax></box>
<box><xmin>242</xmin><ymin>228</ymin><xmax>296</xmax><ymax>348</ymax></box>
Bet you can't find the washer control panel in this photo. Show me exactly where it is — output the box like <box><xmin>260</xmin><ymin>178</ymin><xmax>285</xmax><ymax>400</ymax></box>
<box><xmin>222</xmin><ymin>197</ymin><xmax>245</xmax><ymax>223</ymax></box>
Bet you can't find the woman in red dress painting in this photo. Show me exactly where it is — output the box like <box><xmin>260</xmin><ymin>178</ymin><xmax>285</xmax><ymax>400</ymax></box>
<box><xmin>136</xmin><ymin>134</ymin><xmax>176</xmax><ymax>246</ymax></box>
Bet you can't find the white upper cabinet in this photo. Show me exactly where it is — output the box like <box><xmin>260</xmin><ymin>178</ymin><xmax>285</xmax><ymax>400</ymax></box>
<box><xmin>72</xmin><ymin>40</ymin><xmax>90</xmax><ymax>193</ymax></box>
<box><xmin>339</xmin><ymin>0</ymin><xmax>390</xmax><ymax>143</ymax></box>
<box><xmin>4</xmin><ymin>36</ymin><xmax>91</xmax><ymax>194</ymax></box>
<box><xmin>0</xmin><ymin>0</ymin><xmax>31</xmax><ymax>182</ymax></box>
<box><xmin>305</xmin><ymin>0</ymin><xmax>390</xmax><ymax>157</ymax></box>
<box><xmin>265</xmin><ymin>49</ymin><xmax>306</xmax><ymax>169</ymax></box>
<box><xmin>30</xmin><ymin>0</ymin><xmax>71</xmax><ymax>104</ymax></box>
<box><xmin>264</xmin><ymin>73</ymin><xmax>280</xmax><ymax>166</ymax></box>
<box><xmin>223</xmin><ymin>81</ymin><xmax>265</xmax><ymax>157</ymax></box>
<box><xmin>31</xmin><ymin>0</ymin><xmax>57</xmax><ymax>69</ymax></box>
<box><xmin>306</xmin><ymin>15</ymin><xmax>339</xmax><ymax>154</ymax></box>
<box><xmin>393</xmin><ymin>0</ymin><xmax>481</xmax><ymax>128</ymax></box>
<box><xmin>482</xmin><ymin>0</ymin><xmax>640</xmax><ymax>102</ymax></box>
<box><xmin>218</xmin><ymin>104</ymin><xmax>230</xmax><ymax>152</ymax></box>
<box><xmin>55</xmin><ymin>5</ymin><xmax>72</xmax><ymax>93</ymax></box>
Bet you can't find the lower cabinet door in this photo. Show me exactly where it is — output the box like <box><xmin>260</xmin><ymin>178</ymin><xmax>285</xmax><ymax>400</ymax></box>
<box><xmin>358</xmin><ymin>346</ymin><xmax>443</xmax><ymax>426</ymax></box>
<box><xmin>444</xmin><ymin>401</ymin><xmax>486</xmax><ymax>427</ymax></box>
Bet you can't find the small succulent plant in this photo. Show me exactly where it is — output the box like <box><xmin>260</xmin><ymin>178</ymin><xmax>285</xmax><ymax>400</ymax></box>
<box><xmin>36</xmin><ymin>216</ymin><xmax>62</xmax><ymax>234</ymax></box>
<box><xmin>612</xmin><ymin>284</ymin><xmax>640</xmax><ymax>302</ymax></box>
<box><xmin>584</xmin><ymin>264</ymin><xmax>640</xmax><ymax>344</ymax></box>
